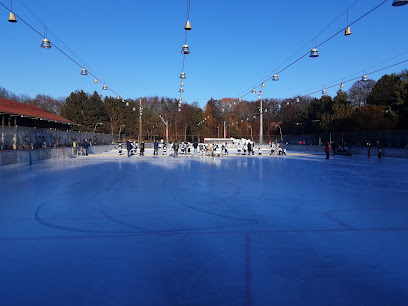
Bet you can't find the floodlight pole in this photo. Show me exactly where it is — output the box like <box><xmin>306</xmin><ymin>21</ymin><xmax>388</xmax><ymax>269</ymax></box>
<box><xmin>159</xmin><ymin>115</ymin><xmax>169</xmax><ymax>144</ymax></box>
<box><xmin>259</xmin><ymin>91</ymin><xmax>263</xmax><ymax>144</ymax></box>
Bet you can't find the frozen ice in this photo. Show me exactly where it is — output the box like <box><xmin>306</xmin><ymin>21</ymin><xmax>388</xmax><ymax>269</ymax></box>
<box><xmin>1</xmin><ymin>151</ymin><xmax>408</xmax><ymax>305</ymax></box>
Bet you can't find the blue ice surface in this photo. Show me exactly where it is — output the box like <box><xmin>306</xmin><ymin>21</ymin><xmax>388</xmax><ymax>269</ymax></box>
<box><xmin>1</xmin><ymin>151</ymin><xmax>408</xmax><ymax>305</ymax></box>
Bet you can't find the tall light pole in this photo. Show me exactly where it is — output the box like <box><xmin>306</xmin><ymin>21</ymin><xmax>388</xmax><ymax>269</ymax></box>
<box><xmin>139</xmin><ymin>98</ymin><xmax>143</xmax><ymax>143</ymax></box>
<box><xmin>259</xmin><ymin>91</ymin><xmax>263</xmax><ymax>144</ymax></box>
<box><xmin>248</xmin><ymin>126</ymin><xmax>253</xmax><ymax>141</ymax></box>
<box><xmin>217</xmin><ymin>126</ymin><xmax>220</xmax><ymax>138</ymax></box>
<box><xmin>275</xmin><ymin>124</ymin><xmax>283</xmax><ymax>142</ymax></box>
<box><xmin>118</xmin><ymin>124</ymin><xmax>125</xmax><ymax>142</ymax></box>
<box><xmin>159</xmin><ymin>115</ymin><xmax>169</xmax><ymax>144</ymax></box>
<box><xmin>94</xmin><ymin>122</ymin><xmax>102</xmax><ymax>132</ymax></box>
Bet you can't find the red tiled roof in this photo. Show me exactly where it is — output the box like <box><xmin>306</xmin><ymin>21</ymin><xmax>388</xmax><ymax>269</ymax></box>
<box><xmin>0</xmin><ymin>97</ymin><xmax>73</xmax><ymax>124</ymax></box>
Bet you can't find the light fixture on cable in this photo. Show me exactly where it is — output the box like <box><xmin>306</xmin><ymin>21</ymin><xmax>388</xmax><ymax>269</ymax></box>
<box><xmin>180</xmin><ymin>81</ymin><xmax>184</xmax><ymax>87</ymax></box>
<box><xmin>94</xmin><ymin>78</ymin><xmax>98</xmax><ymax>83</ymax></box>
<box><xmin>40</xmin><ymin>27</ymin><xmax>51</xmax><ymax>49</ymax></box>
<box><xmin>180</xmin><ymin>72</ymin><xmax>186</xmax><ymax>79</ymax></box>
<box><xmin>116</xmin><ymin>95</ymin><xmax>121</xmax><ymax>100</ymax></box>
<box><xmin>102</xmin><ymin>85</ymin><xmax>108</xmax><ymax>90</ymax></box>
<box><xmin>362</xmin><ymin>74</ymin><xmax>368</xmax><ymax>81</ymax></box>
<box><xmin>272</xmin><ymin>74</ymin><xmax>279</xmax><ymax>81</ymax></box>
<box><xmin>251</xmin><ymin>89</ymin><xmax>256</xmax><ymax>94</ymax></box>
<box><xmin>80</xmin><ymin>68</ymin><xmax>88</xmax><ymax>76</ymax></box>
<box><xmin>179</xmin><ymin>88</ymin><xmax>184</xmax><ymax>93</ymax></box>
<box><xmin>340</xmin><ymin>83</ymin><xmax>344</xmax><ymax>88</ymax></box>
<box><xmin>345</xmin><ymin>9</ymin><xmax>352</xmax><ymax>36</ymax></box>
<box><xmin>185</xmin><ymin>20</ymin><xmax>192</xmax><ymax>30</ymax></box>
<box><xmin>181</xmin><ymin>44</ymin><xmax>190</xmax><ymax>54</ymax></box>
<box><xmin>261</xmin><ymin>83</ymin><xmax>265</xmax><ymax>88</ymax></box>
<box><xmin>8</xmin><ymin>0</ymin><xmax>17</xmax><ymax>22</ymax></box>
<box><xmin>322</xmin><ymin>88</ymin><xmax>327</xmax><ymax>95</ymax></box>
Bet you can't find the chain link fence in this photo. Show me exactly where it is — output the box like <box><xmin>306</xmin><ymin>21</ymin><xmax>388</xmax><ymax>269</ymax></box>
<box><xmin>0</xmin><ymin>126</ymin><xmax>115</xmax><ymax>150</ymax></box>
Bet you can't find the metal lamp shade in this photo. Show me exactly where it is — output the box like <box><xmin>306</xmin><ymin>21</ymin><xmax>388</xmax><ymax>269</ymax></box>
<box><xmin>344</xmin><ymin>26</ymin><xmax>352</xmax><ymax>36</ymax></box>
<box><xmin>181</xmin><ymin>44</ymin><xmax>190</xmax><ymax>54</ymax></box>
<box><xmin>185</xmin><ymin>20</ymin><xmax>192</xmax><ymax>30</ymax></box>
<box><xmin>179</xmin><ymin>88</ymin><xmax>184</xmax><ymax>93</ymax></box>
<box><xmin>40</xmin><ymin>38</ymin><xmax>51</xmax><ymax>49</ymax></box>
<box><xmin>94</xmin><ymin>78</ymin><xmax>98</xmax><ymax>83</ymax></box>
<box><xmin>80</xmin><ymin>68</ymin><xmax>88</xmax><ymax>76</ymax></box>
<box><xmin>362</xmin><ymin>75</ymin><xmax>368</xmax><ymax>81</ymax></box>
<box><xmin>180</xmin><ymin>81</ymin><xmax>184</xmax><ymax>86</ymax></box>
<box><xmin>102</xmin><ymin>85</ymin><xmax>108</xmax><ymax>90</ymax></box>
<box><xmin>310</xmin><ymin>48</ymin><xmax>319</xmax><ymax>57</ymax></box>
<box><xmin>340</xmin><ymin>83</ymin><xmax>344</xmax><ymax>88</ymax></box>
<box><xmin>8</xmin><ymin>12</ymin><xmax>17</xmax><ymax>22</ymax></box>
<box><xmin>272</xmin><ymin>74</ymin><xmax>279</xmax><ymax>81</ymax></box>
<box><xmin>261</xmin><ymin>83</ymin><xmax>265</xmax><ymax>87</ymax></box>
<box><xmin>180</xmin><ymin>72</ymin><xmax>186</xmax><ymax>79</ymax></box>
<box><xmin>322</xmin><ymin>89</ymin><xmax>327</xmax><ymax>95</ymax></box>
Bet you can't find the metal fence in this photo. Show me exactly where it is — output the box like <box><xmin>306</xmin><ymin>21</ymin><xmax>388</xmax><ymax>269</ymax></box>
<box><xmin>0</xmin><ymin>126</ymin><xmax>115</xmax><ymax>150</ymax></box>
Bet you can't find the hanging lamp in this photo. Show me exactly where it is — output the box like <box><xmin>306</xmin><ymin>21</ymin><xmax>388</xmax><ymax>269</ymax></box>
<box><xmin>80</xmin><ymin>68</ymin><xmax>88</xmax><ymax>75</ymax></box>
<box><xmin>322</xmin><ymin>89</ymin><xmax>327</xmax><ymax>95</ymax></box>
<box><xmin>116</xmin><ymin>95</ymin><xmax>121</xmax><ymax>100</ymax></box>
<box><xmin>102</xmin><ymin>85</ymin><xmax>108</xmax><ymax>90</ymax></box>
<box><xmin>8</xmin><ymin>12</ymin><xmax>17</xmax><ymax>22</ymax></box>
<box><xmin>180</xmin><ymin>81</ymin><xmax>184</xmax><ymax>87</ymax></box>
<box><xmin>310</xmin><ymin>48</ymin><xmax>319</xmax><ymax>57</ymax></box>
<box><xmin>180</xmin><ymin>72</ymin><xmax>186</xmax><ymax>79</ymax></box>
<box><xmin>40</xmin><ymin>27</ymin><xmax>51</xmax><ymax>49</ymax></box>
<box><xmin>94</xmin><ymin>78</ymin><xmax>98</xmax><ymax>83</ymax></box>
<box><xmin>362</xmin><ymin>74</ymin><xmax>368</xmax><ymax>81</ymax></box>
<box><xmin>392</xmin><ymin>0</ymin><xmax>408</xmax><ymax>6</ymax></box>
<box><xmin>8</xmin><ymin>0</ymin><xmax>17</xmax><ymax>22</ymax></box>
<box><xmin>185</xmin><ymin>20</ymin><xmax>192</xmax><ymax>30</ymax></box>
<box><xmin>179</xmin><ymin>88</ymin><xmax>184</xmax><ymax>93</ymax></box>
<box><xmin>340</xmin><ymin>83</ymin><xmax>344</xmax><ymax>88</ymax></box>
<box><xmin>296</xmin><ymin>98</ymin><xmax>300</xmax><ymax>103</ymax></box>
<box><xmin>181</xmin><ymin>44</ymin><xmax>190</xmax><ymax>54</ymax></box>
<box><xmin>261</xmin><ymin>83</ymin><xmax>265</xmax><ymax>88</ymax></box>
<box><xmin>345</xmin><ymin>10</ymin><xmax>352</xmax><ymax>35</ymax></box>
<box><xmin>272</xmin><ymin>74</ymin><xmax>279</xmax><ymax>81</ymax></box>
<box><xmin>251</xmin><ymin>89</ymin><xmax>256</xmax><ymax>94</ymax></box>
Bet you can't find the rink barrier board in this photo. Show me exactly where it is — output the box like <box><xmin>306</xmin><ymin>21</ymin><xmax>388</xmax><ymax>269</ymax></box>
<box><xmin>0</xmin><ymin>145</ymin><xmax>115</xmax><ymax>166</ymax></box>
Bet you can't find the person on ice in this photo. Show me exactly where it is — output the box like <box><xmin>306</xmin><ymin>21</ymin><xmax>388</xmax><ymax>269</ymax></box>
<box><xmin>173</xmin><ymin>140</ymin><xmax>179</xmax><ymax>157</ymax></box>
<box><xmin>140</xmin><ymin>141</ymin><xmax>145</xmax><ymax>156</ymax></box>
<box><xmin>325</xmin><ymin>142</ymin><xmax>331</xmax><ymax>159</ymax></box>
<box><xmin>126</xmin><ymin>139</ymin><xmax>132</xmax><ymax>157</ymax></box>
<box><xmin>153</xmin><ymin>139</ymin><xmax>159</xmax><ymax>156</ymax></box>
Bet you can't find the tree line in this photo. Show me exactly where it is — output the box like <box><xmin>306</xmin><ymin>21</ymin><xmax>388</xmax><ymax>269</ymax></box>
<box><xmin>1</xmin><ymin>69</ymin><xmax>407</xmax><ymax>141</ymax></box>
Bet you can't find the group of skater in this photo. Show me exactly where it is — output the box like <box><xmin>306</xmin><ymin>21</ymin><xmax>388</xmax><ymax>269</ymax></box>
<box><xmin>324</xmin><ymin>141</ymin><xmax>351</xmax><ymax>159</ymax></box>
<box><xmin>118</xmin><ymin>138</ymin><xmax>288</xmax><ymax>158</ymax></box>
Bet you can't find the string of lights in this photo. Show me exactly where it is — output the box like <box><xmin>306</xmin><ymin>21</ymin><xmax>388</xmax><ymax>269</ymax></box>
<box><xmin>239</xmin><ymin>0</ymin><xmax>363</xmax><ymax>98</ymax></box>
<box><xmin>236</xmin><ymin>0</ymin><xmax>392</xmax><ymax>102</ymax></box>
<box><xmin>1</xmin><ymin>1</ymin><xmax>130</xmax><ymax>102</ymax></box>
<box><xmin>178</xmin><ymin>0</ymin><xmax>192</xmax><ymax>111</ymax></box>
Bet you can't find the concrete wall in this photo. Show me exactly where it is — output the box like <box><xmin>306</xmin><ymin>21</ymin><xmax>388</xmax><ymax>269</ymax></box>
<box><xmin>0</xmin><ymin>145</ymin><xmax>115</xmax><ymax>166</ymax></box>
<box><xmin>285</xmin><ymin>144</ymin><xmax>408</xmax><ymax>159</ymax></box>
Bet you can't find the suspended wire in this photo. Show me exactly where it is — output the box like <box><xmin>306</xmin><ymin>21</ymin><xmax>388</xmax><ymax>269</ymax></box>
<box><xmin>0</xmin><ymin>1</ymin><xmax>129</xmax><ymax>99</ymax></box>
<box><xmin>16</xmin><ymin>0</ymin><xmax>125</xmax><ymax>97</ymax></box>
<box><xmin>236</xmin><ymin>0</ymin><xmax>389</xmax><ymax>101</ymax></box>
<box><xmin>302</xmin><ymin>58</ymin><xmax>408</xmax><ymax>97</ymax></box>
<box><xmin>237</xmin><ymin>0</ymin><xmax>361</xmax><ymax>97</ymax></box>
<box><xmin>298</xmin><ymin>48</ymin><xmax>408</xmax><ymax>96</ymax></box>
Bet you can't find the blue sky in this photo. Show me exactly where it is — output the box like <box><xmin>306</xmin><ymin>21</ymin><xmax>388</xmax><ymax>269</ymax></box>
<box><xmin>1</xmin><ymin>0</ymin><xmax>407</xmax><ymax>107</ymax></box>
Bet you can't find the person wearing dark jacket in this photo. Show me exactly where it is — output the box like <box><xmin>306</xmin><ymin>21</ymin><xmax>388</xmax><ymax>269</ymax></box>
<box><xmin>325</xmin><ymin>142</ymin><xmax>331</xmax><ymax>159</ymax></box>
<box><xmin>247</xmin><ymin>142</ymin><xmax>252</xmax><ymax>156</ymax></box>
<box><xmin>126</xmin><ymin>140</ymin><xmax>132</xmax><ymax>157</ymax></box>
<box><xmin>140</xmin><ymin>142</ymin><xmax>145</xmax><ymax>156</ymax></box>
<box><xmin>82</xmin><ymin>139</ymin><xmax>89</xmax><ymax>156</ymax></box>
<box><xmin>173</xmin><ymin>140</ymin><xmax>179</xmax><ymax>157</ymax></box>
<box><xmin>154</xmin><ymin>140</ymin><xmax>159</xmax><ymax>156</ymax></box>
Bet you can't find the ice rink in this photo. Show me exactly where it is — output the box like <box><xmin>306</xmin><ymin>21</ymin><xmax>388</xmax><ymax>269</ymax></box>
<box><xmin>1</xmin><ymin>150</ymin><xmax>408</xmax><ymax>305</ymax></box>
